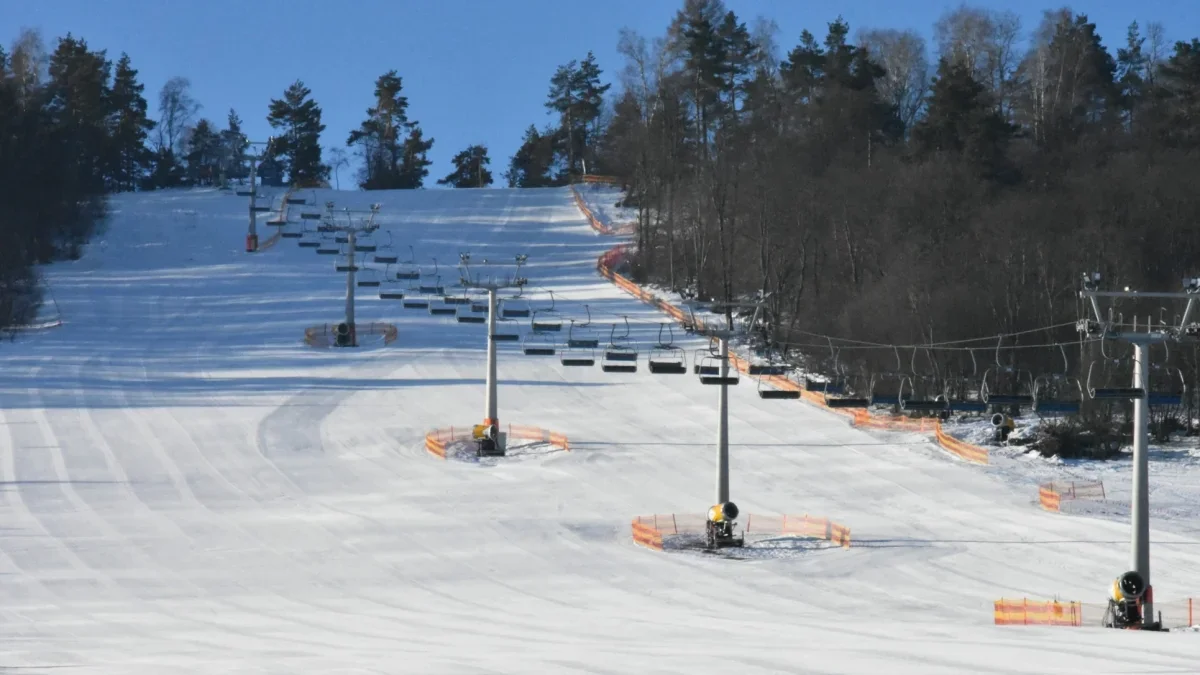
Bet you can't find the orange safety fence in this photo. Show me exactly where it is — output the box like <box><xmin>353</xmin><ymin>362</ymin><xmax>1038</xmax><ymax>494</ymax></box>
<box><xmin>576</xmin><ymin>174</ymin><xmax>623</xmax><ymax>185</ymax></box>
<box><xmin>303</xmin><ymin>322</ymin><xmax>398</xmax><ymax>347</ymax></box>
<box><xmin>631</xmin><ymin>519</ymin><xmax>664</xmax><ymax>550</ymax></box>
<box><xmin>994</xmin><ymin>599</ymin><xmax>1083</xmax><ymax>626</ymax></box>
<box><xmin>631</xmin><ymin>513</ymin><xmax>851</xmax><ymax>550</ymax></box>
<box><xmin>570</xmin><ymin>184</ymin><xmax>635</xmax><ymax>236</ymax></box>
<box><xmin>507</xmin><ymin>424</ymin><xmax>570</xmax><ymax>451</ymax></box>
<box><xmin>996</xmin><ymin>598</ymin><xmax>1198</xmax><ymax>629</ymax></box>
<box><xmin>578</xmin><ymin>185</ymin><xmax>992</xmax><ymax>467</ymax></box>
<box><xmin>1039</xmin><ymin>480</ymin><xmax>1106</xmax><ymax>512</ymax></box>
<box><xmin>744</xmin><ymin>513</ymin><xmax>853</xmax><ymax>548</ymax></box>
<box><xmin>425</xmin><ymin>424</ymin><xmax>569</xmax><ymax>459</ymax></box>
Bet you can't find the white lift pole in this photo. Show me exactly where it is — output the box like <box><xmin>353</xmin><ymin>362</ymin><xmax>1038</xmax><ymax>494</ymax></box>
<box><xmin>458</xmin><ymin>253</ymin><xmax>529</xmax><ymax>455</ymax></box>
<box><xmin>1079</xmin><ymin>273</ymin><xmax>1200</xmax><ymax>629</ymax></box>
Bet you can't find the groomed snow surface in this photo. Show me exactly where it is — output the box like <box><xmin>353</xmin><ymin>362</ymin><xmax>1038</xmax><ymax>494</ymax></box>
<box><xmin>2</xmin><ymin>186</ymin><xmax>1197</xmax><ymax>673</ymax></box>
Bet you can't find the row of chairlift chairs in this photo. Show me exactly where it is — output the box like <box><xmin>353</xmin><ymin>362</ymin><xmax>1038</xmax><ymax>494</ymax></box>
<box><xmin>292</xmin><ymin>218</ymin><xmax>1188</xmax><ymax>411</ymax></box>
<box><xmin>804</xmin><ymin>345</ymin><xmax>1187</xmax><ymax>415</ymax></box>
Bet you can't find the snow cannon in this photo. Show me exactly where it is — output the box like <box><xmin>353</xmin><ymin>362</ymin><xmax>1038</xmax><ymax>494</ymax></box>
<box><xmin>707</xmin><ymin>502</ymin><xmax>739</xmax><ymax>523</ymax></box>
<box><xmin>705</xmin><ymin>501</ymin><xmax>744</xmax><ymax>550</ymax></box>
<box><xmin>1103</xmin><ymin>571</ymin><xmax>1158</xmax><ymax>629</ymax></box>
<box><xmin>991</xmin><ymin>413</ymin><xmax>1015</xmax><ymax>443</ymax></box>
<box><xmin>335</xmin><ymin>322</ymin><xmax>353</xmax><ymax>347</ymax></box>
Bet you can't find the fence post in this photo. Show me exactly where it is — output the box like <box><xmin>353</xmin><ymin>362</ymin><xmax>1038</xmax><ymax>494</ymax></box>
<box><xmin>671</xmin><ymin>513</ymin><xmax>678</xmax><ymax>535</ymax></box>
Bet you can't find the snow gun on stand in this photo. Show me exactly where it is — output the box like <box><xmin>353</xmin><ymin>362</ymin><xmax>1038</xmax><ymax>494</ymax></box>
<box><xmin>706</xmin><ymin>502</ymin><xmax>744</xmax><ymax>550</ymax></box>
<box><xmin>1104</xmin><ymin>571</ymin><xmax>1163</xmax><ymax>630</ymax></box>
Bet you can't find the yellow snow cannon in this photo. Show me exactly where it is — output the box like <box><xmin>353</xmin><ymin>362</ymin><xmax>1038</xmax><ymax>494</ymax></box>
<box><xmin>705</xmin><ymin>502</ymin><xmax>743</xmax><ymax>549</ymax></box>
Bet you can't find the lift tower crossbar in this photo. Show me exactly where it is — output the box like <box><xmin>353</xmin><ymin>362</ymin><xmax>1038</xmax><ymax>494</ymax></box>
<box><xmin>1078</xmin><ymin>273</ymin><xmax>1200</xmax><ymax>629</ymax></box>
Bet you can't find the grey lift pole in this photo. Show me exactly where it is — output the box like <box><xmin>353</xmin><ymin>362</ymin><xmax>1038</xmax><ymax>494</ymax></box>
<box><xmin>1078</xmin><ymin>273</ymin><xmax>1200</xmax><ymax>629</ymax></box>
<box><xmin>318</xmin><ymin>202</ymin><xmax>381</xmax><ymax>347</ymax></box>
<box><xmin>684</xmin><ymin>298</ymin><xmax>768</xmax><ymax>507</ymax></box>
<box><xmin>458</xmin><ymin>253</ymin><xmax>529</xmax><ymax>455</ymax></box>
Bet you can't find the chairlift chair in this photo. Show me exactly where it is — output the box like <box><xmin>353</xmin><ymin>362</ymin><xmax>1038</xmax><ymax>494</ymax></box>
<box><xmin>756</xmin><ymin>367</ymin><xmax>801</xmax><ymax>400</ymax></box>
<box><xmin>522</xmin><ymin>333</ymin><xmax>557</xmax><ymax>356</ymax></box>
<box><xmin>941</xmin><ymin>349</ymin><xmax>988</xmax><ymax>413</ymax></box>
<box><xmin>394</xmin><ymin>246</ymin><xmax>421</xmax><ymax>280</ymax></box>
<box><xmin>442</xmin><ymin>283</ymin><xmax>471</xmax><ymax>306</ymax></box>
<box><xmin>601</xmin><ymin>318</ymin><xmax>638</xmax><ymax>373</ymax></box>
<box><xmin>335</xmin><ymin>255</ymin><xmax>359</xmax><ymax>273</ymax></box>
<box><xmin>1032</xmin><ymin>376</ymin><xmax>1083</xmax><ymax>415</ymax></box>
<box><xmin>566</xmin><ymin>312</ymin><xmax>600</xmax><ymax>349</ymax></box>
<box><xmin>898</xmin><ymin>376</ymin><xmax>948</xmax><ymax>413</ymax></box>
<box><xmin>456</xmin><ymin>305</ymin><xmax>486</xmax><ymax>323</ymax></box>
<box><xmin>1148</xmin><ymin>368</ymin><xmax>1187</xmax><ymax>407</ymax></box>
<box><xmin>502</xmin><ymin>300</ymin><xmax>531</xmax><ymax>319</ymax></box>
<box><xmin>316</xmin><ymin>243</ymin><xmax>339</xmax><ymax>255</ymax></box>
<box><xmin>429</xmin><ymin>302</ymin><xmax>457</xmax><ymax>317</ymax></box>
<box><xmin>824</xmin><ymin>380</ymin><xmax>872</xmax><ymax>408</ymax></box>
<box><xmin>280</xmin><ymin>225</ymin><xmax>303</xmax><ymax>239</ymax></box>
<box><xmin>373</xmin><ymin>233</ymin><xmax>399</xmax><ymax>264</ymax></box>
<box><xmin>698</xmin><ymin>354</ymin><xmax>739</xmax><ymax>386</ymax></box>
<box><xmin>980</xmin><ymin>368</ymin><xmax>1035</xmax><ymax>407</ymax></box>
<box><xmin>805</xmin><ymin>376</ymin><xmax>844</xmax><ymax>394</ymax></box>
<box><xmin>356</xmin><ymin>268</ymin><xmax>382</xmax><ymax>288</ymax></box>
<box><xmin>402</xmin><ymin>295</ymin><xmax>430</xmax><ymax>310</ymax></box>
<box><xmin>648</xmin><ymin>324</ymin><xmax>687</xmax><ymax>374</ymax></box>
<box><xmin>1086</xmin><ymin>361</ymin><xmax>1144</xmax><ymax>400</ymax></box>
<box><xmin>945</xmin><ymin>386</ymin><xmax>988</xmax><ymax>413</ymax></box>
<box><xmin>531</xmin><ymin>309</ymin><xmax>563</xmax><ymax>333</ymax></box>
<box><xmin>560</xmin><ymin>345</ymin><xmax>596</xmax><ymax>367</ymax></box>
<box><xmin>418</xmin><ymin>274</ymin><xmax>445</xmax><ymax>295</ymax></box>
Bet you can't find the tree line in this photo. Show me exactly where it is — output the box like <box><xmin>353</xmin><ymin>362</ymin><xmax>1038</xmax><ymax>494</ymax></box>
<box><xmin>0</xmin><ymin>28</ymin><xmax>500</xmax><ymax>332</ymax></box>
<box><xmin>527</xmin><ymin>0</ymin><xmax>1200</xmax><ymax>421</ymax></box>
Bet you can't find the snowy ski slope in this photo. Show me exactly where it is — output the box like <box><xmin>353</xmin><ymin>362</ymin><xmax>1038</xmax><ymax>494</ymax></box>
<box><xmin>1</xmin><ymin>186</ymin><xmax>1198</xmax><ymax>673</ymax></box>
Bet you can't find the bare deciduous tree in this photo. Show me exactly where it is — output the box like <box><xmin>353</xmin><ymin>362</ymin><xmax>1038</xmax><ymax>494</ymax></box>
<box><xmin>858</xmin><ymin>28</ymin><xmax>930</xmax><ymax>131</ymax></box>
<box><xmin>156</xmin><ymin>76</ymin><xmax>200</xmax><ymax>154</ymax></box>
<box><xmin>326</xmin><ymin>147</ymin><xmax>349</xmax><ymax>190</ymax></box>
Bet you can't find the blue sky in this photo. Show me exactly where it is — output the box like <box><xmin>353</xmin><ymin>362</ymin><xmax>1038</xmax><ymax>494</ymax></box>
<box><xmin>6</xmin><ymin>1</ymin><xmax>1198</xmax><ymax>188</ymax></box>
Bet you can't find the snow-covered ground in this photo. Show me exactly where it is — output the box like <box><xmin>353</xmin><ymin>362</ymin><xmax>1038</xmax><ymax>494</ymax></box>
<box><xmin>575</xmin><ymin>182</ymin><xmax>636</xmax><ymax>231</ymax></box>
<box><xmin>1</xmin><ymin>186</ymin><xmax>1198</xmax><ymax>673</ymax></box>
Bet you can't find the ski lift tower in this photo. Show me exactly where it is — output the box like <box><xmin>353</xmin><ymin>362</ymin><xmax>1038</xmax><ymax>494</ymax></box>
<box><xmin>319</xmin><ymin>201</ymin><xmax>382</xmax><ymax>346</ymax></box>
<box><xmin>457</xmin><ymin>253</ymin><xmax>530</xmax><ymax>457</ymax></box>
<box><xmin>683</xmin><ymin>296</ymin><xmax>769</xmax><ymax>548</ymax></box>
<box><xmin>244</xmin><ymin>137</ymin><xmax>278</xmax><ymax>253</ymax></box>
<box><xmin>1077</xmin><ymin>272</ymin><xmax>1200</xmax><ymax>630</ymax></box>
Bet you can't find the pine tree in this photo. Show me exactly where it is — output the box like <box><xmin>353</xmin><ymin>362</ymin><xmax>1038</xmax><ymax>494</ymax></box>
<box><xmin>106</xmin><ymin>53</ymin><xmax>154</xmax><ymax>192</ymax></box>
<box><xmin>348</xmin><ymin>70</ymin><xmax>406</xmax><ymax>188</ymax></box>
<box><xmin>267</xmin><ymin>80</ymin><xmax>328</xmax><ymax>187</ymax></box>
<box><xmin>913</xmin><ymin>58</ymin><xmax>1016</xmax><ymax>181</ymax></box>
<box><xmin>396</xmin><ymin>126</ymin><xmax>434</xmax><ymax>189</ymax></box>
<box><xmin>220</xmin><ymin>108</ymin><xmax>249</xmax><ymax>182</ymax></box>
<box><xmin>184</xmin><ymin>119</ymin><xmax>221</xmax><ymax>186</ymax></box>
<box><xmin>437</xmin><ymin>144</ymin><xmax>492</xmax><ymax>188</ymax></box>
<box><xmin>1158</xmin><ymin>39</ymin><xmax>1200</xmax><ymax>147</ymax></box>
<box><xmin>504</xmin><ymin>124</ymin><xmax>562</xmax><ymax>187</ymax></box>
<box><xmin>546</xmin><ymin>53</ymin><xmax>611</xmax><ymax>176</ymax></box>
<box><xmin>1116</xmin><ymin>22</ymin><xmax>1148</xmax><ymax>133</ymax></box>
<box><xmin>45</xmin><ymin>34</ymin><xmax>112</xmax><ymax>196</ymax></box>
